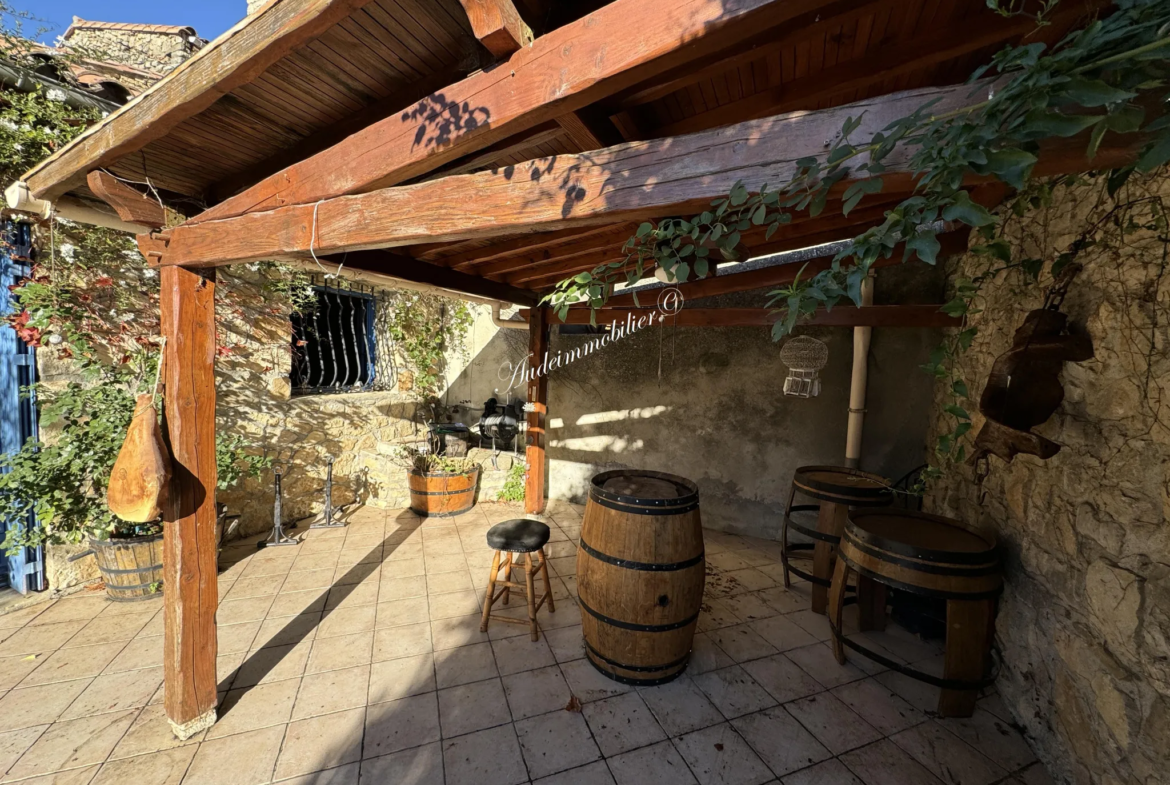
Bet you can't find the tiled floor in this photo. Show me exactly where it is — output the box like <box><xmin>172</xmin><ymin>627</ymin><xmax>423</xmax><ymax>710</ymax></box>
<box><xmin>0</xmin><ymin>502</ymin><xmax>1051</xmax><ymax>785</ymax></box>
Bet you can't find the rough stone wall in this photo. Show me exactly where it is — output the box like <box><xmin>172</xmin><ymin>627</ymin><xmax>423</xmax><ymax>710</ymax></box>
<box><xmin>923</xmin><ymin>175</ymin><xmax>1170</xmax><ymax>785</ymax></box>
<box><xmin>65</xmin><ymin>27</ymin><xmax>198</xmax><ymax>74</ymax></box>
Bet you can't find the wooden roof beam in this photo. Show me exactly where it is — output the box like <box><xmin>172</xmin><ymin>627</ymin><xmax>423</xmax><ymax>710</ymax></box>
<box><xmin>521</xmin><ymin>305</ymin><xmax>961</xmax><ymax>328</ymax></box>
<box><xmin>86</xmin><ymin>170</ymin><xmax>167</xmax><ymax>230</ymax></box>
<box><xmin>182</xmin><ymin>0</ymin><xmax>846</xmax><ymax>225</ymax></box>
<box><xmin>140</xmin><ymin>80</ymin><xmax>1145</xmax><ymax>271</ymax></box>
<box><xmin>22</xmin><ymin>0</ymin><xmax>380</xmax><ymax>201</ymax></box>
<box><xmin>324</xmin><ymin>250</ymin><xmax>541</xmax><ymax>306</ymax></box>
<box><xmin>458</xmin><ymin>0</ymin><xmax>533</xmax><ymax>59</ymax></box>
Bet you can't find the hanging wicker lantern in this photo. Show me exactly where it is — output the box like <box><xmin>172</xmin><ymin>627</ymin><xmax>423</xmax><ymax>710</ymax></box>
<box><xmin>779</xmin><ymin>335</ymin><xmax>829</xmax><ymax>398</ymax></box>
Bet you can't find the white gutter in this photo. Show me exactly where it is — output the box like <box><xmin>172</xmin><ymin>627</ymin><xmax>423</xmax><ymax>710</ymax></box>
<box><xmin>492</xmin><ymin>302</ymin><xmax>527</xmax><ymax>329</ymax></box>
<box><xmin>844</xmin><ymin>272</ymin><xmax>875</xmax><ymax>468</ymax></box>
<box><xmin>5</xmin><ymin>180</ymin><xmax>152</xmax><ymax>233</ymax></box>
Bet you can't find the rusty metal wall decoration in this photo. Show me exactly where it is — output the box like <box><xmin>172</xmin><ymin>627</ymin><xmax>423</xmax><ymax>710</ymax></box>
<box><xmin>970</xmin><ymin>264</ymin><xmax>1094</xmax><ymax>464</ymax></box>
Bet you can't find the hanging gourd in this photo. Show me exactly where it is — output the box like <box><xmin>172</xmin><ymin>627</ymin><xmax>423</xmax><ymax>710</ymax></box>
<box><xmin>779</xmin><ymin>335</ymin><xmax>829</xmax><ymax>398</ymax></box>
<box><xmin>107</xmin><ymin>343</ymin><xmax>172</xmax><ymax>522</ymax></box>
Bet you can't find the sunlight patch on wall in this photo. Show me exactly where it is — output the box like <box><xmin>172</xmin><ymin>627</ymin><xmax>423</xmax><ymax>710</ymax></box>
<box><xmin>574</xmin><ymin>406</ymin><xmax>671</xmax><ymax>426</ymax></box>
<box><xmin>549</xmin><ymin>435</ymin><xmax>645</xmax><ymax>452</ymax></box>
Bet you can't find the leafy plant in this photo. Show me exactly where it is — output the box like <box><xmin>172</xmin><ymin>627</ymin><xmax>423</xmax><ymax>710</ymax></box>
<box><xmin>497</xmin><ymin>462</ymin><xmax>526</xmax><ymax>502</ymax></box>
<box><xmin>394</xmin><ymin>445</ymin><xmax>481</xmax><ymax>475</ymax></box>
<box><xmin>383</xmin><ymin>292</ymin><xmax>472</xmax><ymax>399</ymax></box>
<box><xmin>545</xmin><ymin>0</ymin><xmax>1170</xmax><ymax>480</ymax></box>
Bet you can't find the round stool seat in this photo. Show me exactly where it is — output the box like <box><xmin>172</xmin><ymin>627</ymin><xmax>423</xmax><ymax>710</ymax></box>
<box><xmin>487</xmin><ymin>519</ymin><xmax>550</xmax><ymax>553</ymax></box>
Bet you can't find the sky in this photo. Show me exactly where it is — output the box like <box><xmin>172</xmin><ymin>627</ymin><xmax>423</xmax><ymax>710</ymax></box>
<box><xmin>15</xmin><ymin>0</ymin><xmax>243</xmax><ymax>46</ymax></box>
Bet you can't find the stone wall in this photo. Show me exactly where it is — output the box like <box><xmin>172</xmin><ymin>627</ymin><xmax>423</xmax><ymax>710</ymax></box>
<box><xmin>923</xmin><ymin>175</ymin><xmax>1170</xmax><ymax>784</ymax></box>
<box><xmin>65</xmin><ymin>24</ymin><xmax>200</xmax><ymax>74</ymax></box>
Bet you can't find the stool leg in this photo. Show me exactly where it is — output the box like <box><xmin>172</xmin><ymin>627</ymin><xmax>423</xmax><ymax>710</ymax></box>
<box><xmin>857</xmin><ymin>576</ymin><xmax>888</xmax><ymax>632</ymax></box>
<box><xmin>480</xmin><ymin>550</ymin><xmax>501</xmax><ymax>632</ymax></box>
<box><xmin>524</xmin><ymin>552</ymin><xmax>539</xmax><ymax>641</ymax></box>
<box><xmin>539</xmin><ymin>547</ymin><xmax>555</xmax><ymax>613</ymax></box>
<box><xmin>780</xmin><ymin>483</ymin><xmax>797</xmax><ymax>589</ymax></box>
<box><xmin>812</xmin><ymin>501</ymin><xmax>848</xmax><ymax>614</ymax></box>
<box><xmin>502</xmin><ymin>552</ymin><xmax>513</xmax><ymax>605</ymax></box>
<box><xmin>939</xmin><ymin>598</ymin><xmax>995</xmax><ymax>718</ymax></box>
<box><xmin>828</xmin><ymin>558</ymin><xmax>852</xmax><ymax>665</ymax></box>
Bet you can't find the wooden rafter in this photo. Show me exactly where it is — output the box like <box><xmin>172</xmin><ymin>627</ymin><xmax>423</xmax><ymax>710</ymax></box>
<box><xmin>86</xmin><ymin>170</ymin><xmax>167</xmax><ymax>229</ymax></box>
<box><xmin>182</xmin><ymin>0</ymin><xmax>846</xmax><ymax>225</ymax></box>
<box><xmin>321</xmin><ymin>250</ymin><xmax>541</xmax><ymax>306</ymax></box>
<box><xmin>23</xmin><ymin>0</ymin><xmax>379</xmax><ymax>201</ymax></box>
<box><xmin>457</xmin><ymin>0</ymin><xmax>533</xmax><ymax>59</ymax></box>
<box><xmin>522</xmin><ymin>304</ymin><xmax>961</xmax><ymax>328</ymax></box>
<box><xmin>440</xmin><ymin>225</ymin><xmax>621</xmax><ymax>271</ymax></box>
<box><xmin>141</xmin><ymin>80</ymin><xmax>1145</xmax><ymax>272</ymax></box>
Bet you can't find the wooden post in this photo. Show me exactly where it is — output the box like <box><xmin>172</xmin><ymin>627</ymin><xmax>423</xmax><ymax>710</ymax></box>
<box><xmin>159</xmin><ymin>264</ymin><xmax>219</xmax><ymax>739</ymax></box>
<box><xmin>811</xmin><ymin>501</ymin><xmax>849</xmax><ymax>615</ymax></box>
<box><xmin>525</xmin><ymin>305</ymin><xmax>550</xmax><ymax>514</ymax></box>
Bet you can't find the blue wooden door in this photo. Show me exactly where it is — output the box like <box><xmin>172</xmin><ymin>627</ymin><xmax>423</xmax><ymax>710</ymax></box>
<box><xmin>1</xmin><ymin>221</ymin><xmax>44</xmax><ymax>594</ymax></box>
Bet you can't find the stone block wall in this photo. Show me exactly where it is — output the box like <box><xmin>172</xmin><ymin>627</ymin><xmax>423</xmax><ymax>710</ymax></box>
<box><xmin>65</xmin><ymin>25</ymin><xmax>200</xmax><ymax>74</ymax></box>
<box><xmin>923</xmin><ymin>174</ymin><xmax>1170</xmax><ymax>784</ymax></box>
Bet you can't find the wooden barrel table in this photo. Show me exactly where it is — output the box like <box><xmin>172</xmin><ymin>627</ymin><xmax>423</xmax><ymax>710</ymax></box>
<box><xmin>781</xmin><ymin>465</ymin><xmax>891</xmax><ymax>615</ymax></box>
<box><xmin>577</xmin><ymin>469</ymin><xmax>704</xmax><ymax>685</ymax></box>
<box><xmin>828</xmin><ymin>509</ymin><xmax>1002</xmax><ymax>717</ymax></box>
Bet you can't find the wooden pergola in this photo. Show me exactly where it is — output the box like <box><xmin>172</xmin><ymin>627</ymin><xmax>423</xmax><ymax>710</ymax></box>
<box><xmin>11</xmin><ymin>0</ymin><xmax>1135</xmax><ymax>738</ymax></box>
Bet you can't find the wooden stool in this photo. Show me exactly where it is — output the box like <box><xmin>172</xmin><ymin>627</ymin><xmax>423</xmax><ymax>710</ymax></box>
<box><xmin>480</xmin><ymin>519</ymin><xmax>555</xmax><ymax>641</ymax></box>
<box><xmin>780</xmin><ymin>466</ymin><xmax>891</xmax><ymax>615</ymax></box>
<box><xmin>827</xmin><ymin>509</ymin><xmax>1002</xmax><ymax>718</ymax></box>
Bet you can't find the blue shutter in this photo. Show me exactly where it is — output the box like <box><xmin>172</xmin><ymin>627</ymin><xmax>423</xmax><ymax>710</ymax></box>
<box><xmin>1</xmin><ymin>221</ymin><xmax>44</xmax><ymax>594</ymax></box>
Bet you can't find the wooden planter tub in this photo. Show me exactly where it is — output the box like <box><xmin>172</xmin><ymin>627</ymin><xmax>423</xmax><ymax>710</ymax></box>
<box><xmin>90</xmin><ymin>533</ymin><xmax>164</xmax><ymax>602</ymax></box>
<box><xmin>408</xmin><ymin>467</ymin><xmax>480</xmax><ymax>517</ymax></box>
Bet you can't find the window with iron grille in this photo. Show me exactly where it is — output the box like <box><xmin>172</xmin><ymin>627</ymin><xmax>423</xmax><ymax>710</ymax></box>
<box><xmin>290</xmin><ymin>284</ymin><xmax>379</xmax><ymax>395</ymax></box>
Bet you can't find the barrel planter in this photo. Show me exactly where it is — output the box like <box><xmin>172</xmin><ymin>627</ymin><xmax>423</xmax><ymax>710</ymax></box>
<box><xmin>90</xmin><ymin>533</ymin><xmax>164</xmax><ymax>602</ymax></box>
<box><xmin>408</xmin><ymin>467</ymin><xmax>480</xmax><ymax>517</ymax></box>
<box><xmin>577</xmin><ymin>469</ymin><xmax>705</xmax><ymax>685</ymax></box>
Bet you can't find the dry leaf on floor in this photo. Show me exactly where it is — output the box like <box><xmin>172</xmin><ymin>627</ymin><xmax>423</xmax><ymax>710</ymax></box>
<box><xmin>565</xmin><ymin>695</ymin><xmax>582</xmax><ymax>712</ymax></box>
<box><xmin>714</xmin><ymin>743</ymin><xmax>724</xmax><ymax>751</ymax></box>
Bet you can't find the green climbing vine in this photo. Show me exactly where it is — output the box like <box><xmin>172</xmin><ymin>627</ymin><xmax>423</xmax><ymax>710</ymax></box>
<box><xmin>544</xmin><ymin>0</ymin><xmax>1170</xmax><ymax>480</ymax></box>
<box><xmin>384</xmin><ymin>291</ymin><xmax>473</xmax><ymax>399</ymax></box>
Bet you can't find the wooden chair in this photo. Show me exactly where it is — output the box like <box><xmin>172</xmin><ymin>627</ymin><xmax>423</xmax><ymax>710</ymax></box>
<box><xmin>479</xmin><ymin>519</ymin><xmax>555</xmax><ymax>641</ymax></box>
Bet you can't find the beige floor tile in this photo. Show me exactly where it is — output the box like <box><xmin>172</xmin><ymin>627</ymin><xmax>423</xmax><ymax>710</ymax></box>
<box><xmin>749</xmin><ymin>616</ymin><xmax>819</xmax><ymax>653</ymax></box>
<box><xmin>377</xmin><ymin>575</ymin><xmax>427</xmax><ymax>603</ymax></box>
<box><xmin>689</xmin><ymin>634</ymin><xmax>736</xmax><ymax>675</ymax></box>
<box><xmin>780</xmin><ymin>759</ymin><xmax>863</xmax><ymax>784</ymax></box>
<box><xmin>559</xmin><ymin>658</ymin><xmax>632</xmax><ymax>703</ymax></box>
<box><xmin>375</xmin><ymin>598</ymin><xmax>429</xmax><ymax>629</ymax></box>
<box><xmin>543</xmin><ymin>625</ymin><xmax>585</xmax><ymax>664</ymax></box>
<box><xmin>89</xmin><ymin>745</ymin><xmax>196</xmax><ymax>785</ymax></box>
<box><xmin>692</xmin><ymin>666</ymin><xmax>776</xmax><ymax>719</ymax></box>
<box><xmin>223</xmin><ymin>574</ymin><xmax>286</xmax><ymax>601</ymax></box>
<box><xmin>234</xmin><ymin>640</ymin><xmax>313</xmax><ymax>687</ymax></box>
<box><xmin>785</xmin><ymin>643</ymin><xmax>869</xmax><ymax>689</ymax></box>
<box><xmin>422</xmin><ymin>538</ymin><xmax>464</xmax><ymax>557</ymax></box>
<box><xmin>108</xmin><ymin>705</ymin><xmax>203</xmax><ymax>760</ymax></box>
<box><xmin>438</xmin><ymin>678</ymin><xmax>511</xmax><ymax>738</ymax></box>
<box><xmin>755</xmin><ymin>587</ymin><xmax>809</xmax><ymax>615</ymax></box>
<box><xmin>890</xmin><ymin>722</ymin><xmax>1005</xmax><ymax>785</ymax></box>
<box><xmin>251</xmin><ymin>613</ymin><xmax>322</xmax><ymax>651</ymax></box>
<box><xmin>325</xmin><ymin>582</ymin><xmax>380</xmax><ymax>610</ymax></box>
<box><xmin>491</xmin><ymin>634</ymin><xmax>555</xmax><ymax>676</ymax></box>
<box><xmin>638</xmin><ymin>675</ymin><xmax>724</xmax><ymax>737</ymax></box>
<box><xmin>721</xmin><ymin>593</ymin><xmax>779</xmax><ymax>623</ymax></box>
<box><xmin>741</xmin><ymin>655</ymin><xmax>824</xmax><ymax>704</ymax></box>
<box><xmin>733</xmin><ymin>706</ymin><xmax>833</xmax><ymax>777</ymax></box>
<box><xmin>0</xmin><ymin>724</ymin><xmax>48</xmax><ymax>774</ymax></box>
<box><xmin>216</xmin><ymin>596</ymin><xmax>276</xmax><ymax>626</ymax></box>
<box><xmin>549</xmin><ymin>557</ymin><xmax>577</xmax><ymax>577</ymax></box>
<box><xmin>136</xmin><ymin>614</ymin><xmax>165</xmax><ymax>638</ymax></box>
<box><xmin>722</xmin><ymin>568</ymin><xmax>778</xmax><ymax>594</ymax></box>
<box><xmin>5</xmin><ymin>763</ymin><xmax>100</xmax><ymax>784</ymax></box>
<box><xmin>293</xmin><ymin>665</ymin><xmax>370</xmax><ymax>720</ymax></box>
<box><xmin>293</xmin><ymin>552</ymin><xmax>343</xmax><ymax>572</ymax></box>
<box><xmin>534</xmin><ymin>760</ymin><xmax>614</xmax><ymax>784</ymax></box>
<box><xmin>582</xmin><ymin>691</ymin><xmax>666</xmax><ymax>757</ymax></box>
<box><xmin>372</xmin><ymin>623</ymin><xmax>432</xmax><ymax>662</ymax></box>
<box><xmin>441</xmin><ymin>724</ymin><xmax>527</xmax><ymax>785</ymax></box>
<box><xmin>282</xmin><ymin>569</ymin><xmax>337</xmax><ymax>594</ymax></box>
<box><xmin>368</xmin><ymin>653</ymin><xmax>434</xmax><ymax>704</ymax></box>
<box><xmin>0</xmin><ymin>603</ymin><xmax>53</xmax><ymax>630</ymax></box>
<box><xmin>425</xmin><ymin>570</ymin><xmax>474</xmax><ymax>596</ymax></box>
<box><xmin>3</xmin><ymin>710</ymin><xmax>136</xmax><ymax>781</ymax></box>
<box><xmin>707</xmin><ymin>625</ymin><xmax>779</xmax><ymax>664</ymax></box>
<box><xmin>275</xmin><ymin>707</ymin><xmax>365</xmax><ymax>780</ymax></box>
<box><xmin>358</xmin><ymin>742</ymin><xmax>441</xmax><ymax>785</ymax></box>
<box><xmin>363</xmin><ymin>693</ymin><xmax>440</xmax><ymax>758</ymax></box>
<box><xmin>501</xmin><ymin>665</ymin><xmax>572</xmax><ymax>721</ymax></box>
<box><xmin>873</xmin><ymin>670</ymin><xmax>943</xmax><ymax>715</ymax></box>
<box><xmin>27</xmin><ymin>598</ymin><xmax>108</xmax><ymax>628</ymax></box>
<box><xmin>65</xmin><ymin>610</ymin><xmax>155</xmax><ymax>649</ymax></box>
<box><xmin>673</xmin><ymin>722</ymin><xmax>773</xmax><ymax>785</ymax></box>
<box><xmin>281</xmin><ymin>761</ymin><xmax>360</xmax><ymax>784</ymax></box>
<box><xmin>428</xmin><ymin>590</ymin><xmax>481</xmax><ymax>621</ymax></box>
<box><xmin>0</xmin><ymin>680</ymin><xmax>93</xmax><ymax>733</ymax></box>
<box><xmin>832</xmin><ymin>678</ymin><xmax>925</xmax><ymax>736</ymax></box>
<box><xmin>317</xmin><ymin>606</ymin><xmax>376</xmax><ymax>640</ymax></box>
<box><xmin>387</xmin><ymin>556</ymin><xmax>425</xmax><ymax>577</ymax></box>
<box><xmin>0</xmin><ymin>621</ymin><xmax>87</xmax><ymax>658</ymax></box>
<box><xmin>269</xmin><ymin>590</ymin><xmax>329</xmax><ymax>619</ymax></box>
<box><xmin>434</xmin><ymin>642</ymin><xmax>498</xmax><ymax>689</ymax></box>
<box><xmin>424</xmin><ymin>553</ymin><xmax>468</xmax><ymax>575</ymax></box>
<box><xmin>217</xmin><ymin>621</ymin><xmax>262</xmax><ymax>655</ymax></box>
<box><xmin>840</xmin><ymin>739</ymin><xmax>944</xmax><ymax>785</ymax></box>
<box><xmin>938</xmin><ymin>709</ymin><xmax>1037</xmax><ymax>773</ymax></box>
<box><xmin>430</xmin><ymin>615</ymin><xmax>490</xmax><ymax>651</ymax></box>
<box><xmin>183</xmin><ymin>725</ymin><xmax>285</xmax><ymax>785</ymax></box>
<box><xmin>306</xmin><ymin>632</ymin><xmax>374</xmax><ymax>675</ymax></box>
<box><xmin>207</xmin><ymin>678</ymin><xmax>300</xmax><ymax>739</ymax></box>
<box><xmin>608</xmin><ymin>740</ymin><xmax>697</xmax><ymax>785</ymax></box>
<box><xmin>217</xmin><ymin>652</ymin><xmax>246</xmax><ymax>691</ymax></box>
<box><xmin>517</xmin><ymin>709</ymin><xmax>601</xmax><ymax>780</ymax></box>
<box><xmin>697</xmin><ymin>599</ymin><xmax>743</xmax><ymax>633</ymax></box>
<box><xmin>61</xmin><ymin>667</ymin><xmax>163</xmax><ymax>720</ymax></box>
<box><xmin>103</xmin><ymin>636</ymin><xmax>162</xmax><ymax>674</ymax></box>
<box><xmin>0</xmin><ymin>654</ymin><xmax>46</xmax><ymax>692</ymax></box>
<box><xmin>784</xmin><ymin>693</ymin><xmax>882</xmax><ymax>755</ymax></box>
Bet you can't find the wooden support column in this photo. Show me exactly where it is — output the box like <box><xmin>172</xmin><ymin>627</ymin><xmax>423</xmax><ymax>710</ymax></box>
<box><xmin>525</xmin><ymin>305</ymin><xmax>550</xmax><ymax>514</ymax></box>
<box><xmin>159</xmin><ymin>264</ymin><xmax>219</xmax><ymax>739</ymax></box>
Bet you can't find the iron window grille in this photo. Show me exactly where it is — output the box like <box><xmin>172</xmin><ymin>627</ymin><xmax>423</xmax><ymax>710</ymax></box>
<box><xmin>290</xmin><ymin>280</ymin><xmax>391</xmax><ymax>396</ymax></box>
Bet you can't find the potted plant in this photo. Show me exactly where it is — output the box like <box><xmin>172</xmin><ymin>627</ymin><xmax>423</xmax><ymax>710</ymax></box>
<box><xmin>397</xmin><ymin>445</ymin><xmax>481</xmax><ymax>517</ymax></box>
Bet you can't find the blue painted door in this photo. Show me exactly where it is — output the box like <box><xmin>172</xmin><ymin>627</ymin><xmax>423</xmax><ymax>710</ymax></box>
<box><xmin>1</xmin><ymin>221</ymin><xmax>44</xmax><ymax>594</ymax></box>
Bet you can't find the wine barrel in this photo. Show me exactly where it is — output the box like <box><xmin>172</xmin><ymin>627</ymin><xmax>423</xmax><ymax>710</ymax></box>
<box><xmin>90</xmin><ymin>533</ymin><xmax>164</xmax><ymax>602</ymax></box>
<box><xmin>577</xmin><ymin>469</ymin><xmax>704</xmax><ymax>685</ymax></box>
<box><xmin>839</xmin><ymin>510</ymin><xmax>1002</xmax><ymax>599</ymax></box>
<box><xmin>408</xmin><ymin>467</ymin><xmax>479</xmax><ymax>517</ymax></box>
<box><xmin>792</xmin><ymin>465</ymin><xmax>892</xmax><ymax>507</ymax></box>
